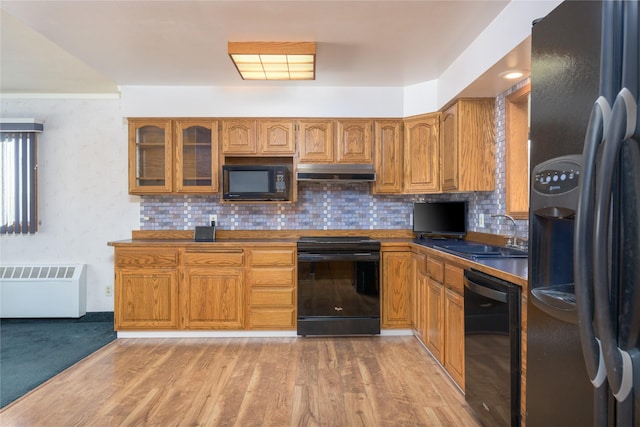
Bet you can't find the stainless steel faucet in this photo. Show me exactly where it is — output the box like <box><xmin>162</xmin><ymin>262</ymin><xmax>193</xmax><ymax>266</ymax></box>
<box><xmin>491</xmin><ymin>214</ymin><xmax>519</xmax><ymax>247</ymax></box>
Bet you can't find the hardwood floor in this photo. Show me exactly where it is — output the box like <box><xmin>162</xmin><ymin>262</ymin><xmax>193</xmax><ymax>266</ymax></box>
<box><xmin>0</xmin><ymin>336</ymin><xmax>481</xmax><ymax>426</ymax></box>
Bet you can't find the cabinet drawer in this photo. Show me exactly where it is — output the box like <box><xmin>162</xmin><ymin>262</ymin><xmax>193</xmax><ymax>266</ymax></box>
<box><xmin>116</xmin><ymin>249</ymin><xmax>179</xmax><ymax>268</ymax></box>
<box><xmin>250</xmin><ymin>249</ymin><xmax>295</xmax><ymax>267</ymax></box>
<box><xmin>183</xmin><ymin>250</ymin><xmax>244</xmax><ymax>267</ymax></box>
<box><xmin>444</xmin><ymin>264</ymin><xmax>464</xmax><ymax>295</ymax></box>
<box><xmin>427</xmin><ymin>258</ymin><xmax>444</xmax><ymax>282</ymax></box>
<box><xmin>249</xmin><ymin>267</ymin><xmax>295</xmax><ymax>286</ymax></box>
<box><xmin>249</xmin><ymin>308</ymin><xmax>296</xmax><ymax>329</ymax></box>
<box><xmin>250</xmin><ymin>288</ymin><xmax>295</xmax><ymax>306</ymax></box>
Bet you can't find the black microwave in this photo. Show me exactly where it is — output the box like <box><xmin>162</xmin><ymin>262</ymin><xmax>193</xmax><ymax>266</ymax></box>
<box><xmin>222</xmin><ymin>165</ymin><xmax>290</xmax><ymax>201</ymax></box>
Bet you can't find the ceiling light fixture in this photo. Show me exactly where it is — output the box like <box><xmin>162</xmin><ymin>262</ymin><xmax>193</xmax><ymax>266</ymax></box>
<box><xmin>499</xmin><ymin>69</ymin><xmax>526</xmax><ymax>80</ymax></box>
<box><xmin>228</xmin><ymin>42</ymin><xmax>316</xmax><ymax>80</ymax></box>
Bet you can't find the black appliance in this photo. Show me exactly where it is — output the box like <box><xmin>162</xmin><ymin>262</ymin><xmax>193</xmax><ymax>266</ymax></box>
<box><xmin>412</xmin><ymin>201</ymin><xmax>467</xmax><ymax>238</ymax></box>
<box><xmin>464</xmin><ymin>269</ymin><xmax>521</xmax><ymax>427</ymax></box>
<box><xmin>528</xmin><ymin>1</ymin><xmax>640</xmax><ymax>426</ymax></box>
<box><xmin>222</xmin><ymin>165</ymin><xmax>290</xmax><ymax>201</ymax></box>
<box><xmin>297</xmin><ymin>236</ymin><xmax>380</xmax><ymax>336</ymax></box>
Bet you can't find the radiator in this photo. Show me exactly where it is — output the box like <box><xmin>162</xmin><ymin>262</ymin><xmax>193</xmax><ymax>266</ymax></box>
<box><xmin>0</xmin><ymin>264</ymin><xmax>87</xmax><ymax>318</ymax></box>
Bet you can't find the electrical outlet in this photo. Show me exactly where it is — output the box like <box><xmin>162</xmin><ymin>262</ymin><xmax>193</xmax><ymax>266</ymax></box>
<box><xmin>479</xmin><ymin>213</ymin><xmax>485</xmax><ymax>228</ymax></box>
<box><xmin>105</xmin><ymin>285</ymin><xmax>113</xmax><ymax>296</ymax></box>
<box><xmin>209</xmin><ymin>214</ymin><xmax>217</xmax><ymax>225</ymax></box>
<box><xmin>410</xmin><ymin>213</ymin><xmax>414</xmax><ymax>226</ymax></box>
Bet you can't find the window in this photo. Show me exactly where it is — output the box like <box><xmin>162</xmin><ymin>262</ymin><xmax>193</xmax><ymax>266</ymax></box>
<box><xmin>0</xmin><ymin>119</ymin><xmax>43</xmax><ymax>234</ymax></box>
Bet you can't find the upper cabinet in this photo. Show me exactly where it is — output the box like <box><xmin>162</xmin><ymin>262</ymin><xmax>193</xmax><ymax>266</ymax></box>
<box><xmin>336</xmin><ymin>119</ymin><xmax>373</xmax><ymax>163</ymax></box>
<box><xmin>129</xmin><ymin>119</ymin><xmax>219</xmax><ymax>195</ymax></box>
<box><xmin>298</xmin><ymin>119</ymin><xmax>373</xmax><ymax>164</ymax></box>
<box><xmin>221</xmin><ymin>119</ymin><xmax>295</xmax><ymax>156</ymax></box>
<box><xmin>373</xmin><ymin>120</ymin><xmax>403</xmax><ymax>194</ymax></box>
<box><xmin>221</xmin><ymin>119</ymin><xmax>257</xmax><ymax>154</ymax></box>
<box><xmin>297</xmin><ymin>119</ymin><xmax>334</xmax><ymax>162</ymax></box>
<box><xmin>175</xmin><ymin>120</ymin><xmax>219</xmax><ymax>193</ymax></box>
<box><xmin>403</xmin><ymin>113</ymin><xmax>441</xmax><ymax>194</ymax></box>
<box><xmin>440</xmin><ymin>99</ymin><xmax>495</xmax><ymax>192</ymax></box>
<box><xmin>259</xmin><ymin>120</ymin><xmax>295</xmax><ymax>155</ymax></box>
<box><xmin>505</xmin><ymin>84</ymin><xmax>531</xmax><ymax>219</ymax></box>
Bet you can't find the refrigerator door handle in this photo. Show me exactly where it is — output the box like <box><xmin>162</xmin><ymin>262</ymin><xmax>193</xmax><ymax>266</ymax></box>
<box><xmin>594</xmin><ymin>87</ymin><xmax>637</xmax><ymax>402</ymax></box>
<box><xmin>575</xmin><ymin>96</ymin><xmax>610</xmax><ymax>383</ymax></box>
<box><xmin>574</xmin><ymin>95</ymin><xmax>612</xmax><ymax>426</ymax></box>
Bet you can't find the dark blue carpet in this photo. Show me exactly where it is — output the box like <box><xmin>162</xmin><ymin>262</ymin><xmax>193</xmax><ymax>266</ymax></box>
<box><xmin>0</xmin><ymin>312</ymin><xmax>116</xmax><ymax>408</ymax></box>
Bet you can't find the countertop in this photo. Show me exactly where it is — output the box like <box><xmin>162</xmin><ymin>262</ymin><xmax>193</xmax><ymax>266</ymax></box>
<box><xmin>109</xmin><ymin>232</ymin><xmax>528</xmax><ymax>287</ymax></box>
<box><xmin>410</xmin><ymin>237</ymin><xmax>528</xmax><ymax>286</ymax></box>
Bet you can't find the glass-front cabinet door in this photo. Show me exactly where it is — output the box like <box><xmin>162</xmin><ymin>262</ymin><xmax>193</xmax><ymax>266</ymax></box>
<box><xmin>129</xmin><ymin>119</ymin><xmax>173</xmax><ymax>194</ymax></box>
<box><xmin>175</xmin><ymin>120</ymin><xmax>218</xmax><ymax>193</ymax></box>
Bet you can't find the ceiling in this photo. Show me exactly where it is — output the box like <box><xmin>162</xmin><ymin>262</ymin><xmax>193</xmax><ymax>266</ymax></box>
<box><xmin>0</xmin><ymin>1</ymin><xmax>531</xmax><ymax>95</ymax></box>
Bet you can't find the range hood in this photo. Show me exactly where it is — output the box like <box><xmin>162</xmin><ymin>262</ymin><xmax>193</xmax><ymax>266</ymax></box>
<box><xmin>296</xmin><ymin>164</ymin><xmax>376</xmax><ymax>182</ymax></box>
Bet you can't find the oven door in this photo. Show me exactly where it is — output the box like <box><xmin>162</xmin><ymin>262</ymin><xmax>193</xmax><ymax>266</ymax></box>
<box><xmin>297</xmin><ymin>251</ymin><xmax>380</xmax><ymax>336</ymax></box>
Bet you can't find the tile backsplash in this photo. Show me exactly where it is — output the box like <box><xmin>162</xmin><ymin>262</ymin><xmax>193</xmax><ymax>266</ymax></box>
<box><xmin>141</xmin><ymin>79</ymin><xmax>530</xmax><ymax>239</ymax></box>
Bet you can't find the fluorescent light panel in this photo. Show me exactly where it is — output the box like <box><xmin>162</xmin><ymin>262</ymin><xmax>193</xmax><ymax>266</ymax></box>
<box><xmin>228</xmin><ymin>42</ymin><xmax>316</xmax><ymax>80</ymax></box>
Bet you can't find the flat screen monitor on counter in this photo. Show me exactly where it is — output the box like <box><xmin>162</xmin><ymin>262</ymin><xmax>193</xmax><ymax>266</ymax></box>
<box><xmin>413</xmin><ymin>201</ymin><xmax>467</xmax><ymax>238</ymax></box>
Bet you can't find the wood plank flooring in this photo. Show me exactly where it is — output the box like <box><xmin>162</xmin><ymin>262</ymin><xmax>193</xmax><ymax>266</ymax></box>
<box><xmin>0</xmin><ymin>336</ymin><xmax>481</xmax><ymax>426</ymax></box>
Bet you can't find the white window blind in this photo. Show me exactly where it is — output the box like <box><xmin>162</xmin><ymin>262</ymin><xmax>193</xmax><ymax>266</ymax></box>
<box><xmin>0</xmin><ymin>119</ymin><xmax>43</xmax><ymax>234</ymax></box>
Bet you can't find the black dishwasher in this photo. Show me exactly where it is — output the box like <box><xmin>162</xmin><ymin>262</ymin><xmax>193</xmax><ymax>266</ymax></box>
<box><xmin>464</xmin><ymin>269</ymin><xmax>521</xmax><ymax>427</ymax></box>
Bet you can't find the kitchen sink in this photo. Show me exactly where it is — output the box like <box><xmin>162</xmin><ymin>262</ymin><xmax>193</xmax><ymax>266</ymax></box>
<box><xmin>433</xmin><ymin>243</ymin><xmax>528</xmax><ymax>258</ymax></box>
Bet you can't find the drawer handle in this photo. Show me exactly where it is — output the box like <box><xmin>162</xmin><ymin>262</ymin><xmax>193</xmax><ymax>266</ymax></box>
<box><xmin>185</xmin><ymin>248</ymin><xmax>243</xmax><ymax>254</ymax></box>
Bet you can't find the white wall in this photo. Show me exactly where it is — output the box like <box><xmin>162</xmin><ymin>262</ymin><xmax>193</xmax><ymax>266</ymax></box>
<box><xmin>437</xmin><ymin>0</ymin><xmax>561</xmax><ymax>107</ymax></box>
<box><xmin>121</xmin><ymin>86</ymin><xmax>406</xmax><ymax>118</ymax></box>
<box><xmin>0</xmin><ymin>97</ymin><xmax>139</xmax><ymax>312</ymax></box>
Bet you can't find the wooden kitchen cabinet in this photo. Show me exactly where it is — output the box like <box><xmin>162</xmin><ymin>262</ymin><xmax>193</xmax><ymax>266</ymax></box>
<box><xmin>297</xmin><ymin>119</ymin><xmax>373</xmax><ymax>164</ymax></box>
<box><xmin>505</xmin><ymin>84</ymin><xmax>531</xmax><ymax>219</ymax></box>
<box><xmin>373</xmin><ymin>120</ymin><xmax>403</xmax><ymax>194</ymax></box>
<box><xmin>182</xmin><ymin>249</ymin><xmax>245</xmax><ymax>329</ymax></box>
<box><xmin>426</xmin><ymin>256</ymin><xmax>445</xmax><ymax>362</ymax></box>
<box><xmin>336</xmin><ymin>119</ymin><xmax>373</xmax><ymax>163</ymax></box>
<box><xmin>114</xmin><ymin>246</ymin><xmax>247</xmax><ymax>331</ymax></box>
<box><xmin>128</xmin><ymin>119</ymin><xmax>173</xmax><ymax>193</ymax></box>
<box><xmin>297</xmin><ymin>119</ymin><xmax>334</xmax><ymax>163</ymax></box>
<box><xmin>247</xmin><ymin>247</ymin><xmax>296</xmax><ymax>329</ymax></box>
<box><xmin>221</xmin><ymin>119</ymin><xmax>295</xmax><ymax>155</ymax></box>
<box><xmin>259</xmin><ymin>120</ymin><xmax>296</xmax><ymax>155</ymax></box>
<box><xmin>221</xmin><ymin>119</ymin><xmax>258</xmax><ymax>154</ymax></box>
<box><xmin>416</xmin><ymin>253</ymin><xmax>465</xmax><ymax>390</ymax></box>
<box><xmin>403</xmin><ymin>113</ymin><xmax>441</xmax><ymax>193</ymax></box>
<box><xmin>440</xmin><ymin>98</ymin><xmax>495</xmax><ymax>192</ymax></box>
<box><xmin>114</xmin><ymin>248</ymin><xmax>180</xmax><ymax>329</ymax></box>
<box><xmin>411</xmin><ymin>250</ymin><xmax>428</xmax><ymax>343</ymax></box>
<box><xmin>128</xmin><ymin>119</ymin><xmax>218</xmax><ymax>194</ymax></box>
<box><xmin>382</xmin><ymin>248</ymin><xmax>412</xmax><ymax>328</ymax></box>
<box><xmin>175</xmin><ymin>120</ymin><xmax>219</xmax><ymax>193</ymax></box>
<box><xmin>444</xmin><ymin>263</ymin><xmax>465</xmax><ymax>389</ymax></box>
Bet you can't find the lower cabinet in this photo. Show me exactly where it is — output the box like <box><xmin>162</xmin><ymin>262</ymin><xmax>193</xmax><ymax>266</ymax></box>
<box><xmin>412</xmin><ymin>251</ymin><xmax>428</xmax><ymax>343</ymax></box>
<box><xmin>444</xmin><ymin>262</ymin><xmax>465</xmax><ymax>389</ymax></box>
<box><xmin>114</xmin><ymin>245</ymin><xmax>298</xmax><ymax>331</ymax></box>
<box><xmin>247</xmin><ymin>248</ymin><xmax>296</xmax><ymax>329</ymax></box>
<box><xmin>412</xmin><ymin>251</ymin><xmax>465</xmax><ymax>390</ymax></box>
<box><xmin>426</xmin><ymin>257</ymin><xmax>445</xmax><ymax>362</ymax></box>
<box><xmin>182</xmin><ymin>248</ymin><xmax>245</xmax><ymax>329</ymax></box>
<box><xmin>381</xmin><ymin>247</ymin><xmax>412</xmax><ymax>328</ymax></box>
<box><xmin>114</xmin><ymin>248</ymin><xmax>180</xmax><ymax>330</ymax></box>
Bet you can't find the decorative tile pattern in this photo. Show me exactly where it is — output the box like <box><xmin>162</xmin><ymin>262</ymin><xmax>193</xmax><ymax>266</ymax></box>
<box><xmin>141</xmin><ymin>79</ymin><xmax>530</xmax><ymax>240</ymax></box>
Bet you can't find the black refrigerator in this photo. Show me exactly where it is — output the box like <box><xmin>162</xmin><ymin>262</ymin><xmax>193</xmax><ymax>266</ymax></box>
<box><xmin>527</xmin><ymin>1</ymin><xmax>639</xmax><ymax>426</ymax></box>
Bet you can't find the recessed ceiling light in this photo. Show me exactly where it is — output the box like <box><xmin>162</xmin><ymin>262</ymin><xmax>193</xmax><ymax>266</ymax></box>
<box><xmin>499</xmin><ymin>70</ymin><xmax>526</xmax><ymax>80</ymax></box>
<box><xmin>228</xmin><ymin>42</ymin><xmax>316</xmax><ymax>80</ymax></box>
